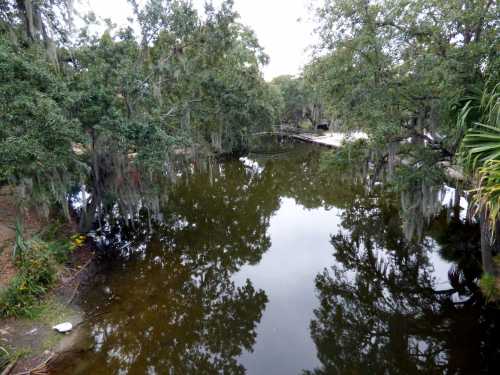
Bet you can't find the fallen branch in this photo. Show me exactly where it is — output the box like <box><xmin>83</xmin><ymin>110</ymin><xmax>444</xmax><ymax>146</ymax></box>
<box><xmin>70</xmin><ymin>257</ymin><xmax>93</xmax><ymax>280</ymax></box>
<box><xmin>66</xmin><ymin>279</ymin><xmax>82</xmax><ymax>305</ymax></box>
<box><xmin>60</xmin><ymin>256</ymin><xmax>94</xmax><ymax>286</ymax></box>
<box><xmin>12</xmin><ymin>353</ymin><xmax>54</xmax><ymax>375</ymax></box>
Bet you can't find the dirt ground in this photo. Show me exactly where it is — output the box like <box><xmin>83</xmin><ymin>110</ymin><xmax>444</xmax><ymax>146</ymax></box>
<box><xmin>0</xmin><ymin>185</ymin><xmax>96</xmax><ymax>374</ymax></box>
<box><xmin>0</xmin><ymin>243</ymin><xmax>95</xmax><ymax>374</ymax></box>
<box><xmin>0</xmin><ymin>297</ymin><xmax>84</xmax><ymax>373</ymax></box>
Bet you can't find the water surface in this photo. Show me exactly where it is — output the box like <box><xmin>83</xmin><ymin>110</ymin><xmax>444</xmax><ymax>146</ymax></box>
<box><xmin>52</xmin><ymin>144</ymin><xmax>500</xmax><ymax>374</ymax></box>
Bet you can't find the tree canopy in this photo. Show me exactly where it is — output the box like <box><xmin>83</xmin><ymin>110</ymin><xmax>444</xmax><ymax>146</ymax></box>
<box><xmin>305</xmin><ymin>0</ymin><xmax>499</xmax><ymax>285</ymax></box>
<box><xmin>0</xmin><ymin>0</ymin><xmax>279</xmax><ymax>222</ymax></box>
<box><xmin>308</xmin><ymin>0</ymin><xmax>498</xmax><ymax>144</ymax></box>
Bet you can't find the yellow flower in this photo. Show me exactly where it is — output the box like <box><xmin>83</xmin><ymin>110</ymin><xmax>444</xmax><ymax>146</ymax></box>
<box><xmin>70</xmin><ymin>234</ymin><xmax>86</xmax><ymax>249</ymax></box>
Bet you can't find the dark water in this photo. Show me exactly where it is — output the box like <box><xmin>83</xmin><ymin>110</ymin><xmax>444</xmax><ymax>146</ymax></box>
<box><xmin>53</xmin><ymin>144</ymin><xmax>500</xmax><ymax>374</ymax></box>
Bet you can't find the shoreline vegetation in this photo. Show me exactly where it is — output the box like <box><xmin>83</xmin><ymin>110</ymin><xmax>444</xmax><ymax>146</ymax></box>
<box><xmin>0</xmin><ymin>187</ymin><xmax>95</xmax><ymax>373</ymax></box>
<box><xmin>0</xmin><ymin>0</ymin><xmax>499</xmax><ymax>372</ymax></box>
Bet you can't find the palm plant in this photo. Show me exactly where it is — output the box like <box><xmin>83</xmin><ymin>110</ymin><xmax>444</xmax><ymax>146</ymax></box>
<box><xmin>475</xmin><ymin>159</ymin><xmax>500</xmax><ymax>229</ymax></box>
<box><xmin>459</xmin><ymin>82</ymin><xmax>500</xmax><ymax>229</ymax></box>
<box><xmin>12</xmin><ymin>219</ymin><xmax>27</xmax><ymax>260</ymax></box>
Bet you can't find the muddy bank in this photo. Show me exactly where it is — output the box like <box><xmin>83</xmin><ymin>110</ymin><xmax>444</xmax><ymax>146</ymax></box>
<box><xmin>0</xmin><ymin>183</ymin><xmax>106</xmax><ymax>374</ymax></box>
<box><xmin>0</xmin><ymin>243</ymin><xmax>97</xmax><ymax>374</ymax></box>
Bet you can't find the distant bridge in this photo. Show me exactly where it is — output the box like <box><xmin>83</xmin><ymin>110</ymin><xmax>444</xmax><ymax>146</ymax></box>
<box><xmin>251</xmin><ymin>126</ymin><xmax>364</xmax><ymax>148</ymax></box>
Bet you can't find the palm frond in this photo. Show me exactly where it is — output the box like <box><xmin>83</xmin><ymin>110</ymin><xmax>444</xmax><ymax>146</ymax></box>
<box><xmin>461</xmin><ymin>123</ymin><xmax>500</xmax><ymax>169</ymax></box>
<box><xmin>475</xmin><ymin>160</ymin><xmax>500</xmax><ymax>230</ymax></box>
<box><xmin>458</xmin><ymin>81</ymin><xmax>500</xmax><ymax>230</ymax></box>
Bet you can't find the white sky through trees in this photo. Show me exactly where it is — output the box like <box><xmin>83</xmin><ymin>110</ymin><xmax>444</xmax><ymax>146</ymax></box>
<box><xmin>82</xmin><ymin>0</ymin><xmax>317</xmax><ymax>80</ymax></box>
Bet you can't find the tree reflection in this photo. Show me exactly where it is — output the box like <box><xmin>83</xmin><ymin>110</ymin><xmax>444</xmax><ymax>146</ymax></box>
<box><xmin>305</xmin><ymin>191</ymin><xmax>500</xmax><ymax>374</ymax></box>
<box><xmin>56</xmin><ymin>142</ymin><xmax>500</xmax><ymax>374</ymax></box>
<box><xmin>74</xmin><ymin>248</ymin><xmax>267</xmax><ymax>374</ymax></box>
<box><xmin>252</xmin><ymin>144</ymin><xmax>365</xmax><ymax>211</ymax></box>
<box><xmin>70</xmin><ymin>146</ymin><xmax>362</xmax><ymax>374</ymax></box>
<box><xmin>54</xmin><ymin>158</ymin><xmax>279</xmax><ymax>374</ymax></box>
<box><xmin>157</xmin><ymin>158</ymin><xmax>280</xmax><ymax>271</ymax></box>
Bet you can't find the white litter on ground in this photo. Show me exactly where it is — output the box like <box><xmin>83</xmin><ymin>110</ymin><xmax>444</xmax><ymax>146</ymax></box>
<box><xmin>52</xmin><ymin>322</ymin><xmax>73</xmax><ymax>333</ymax></box>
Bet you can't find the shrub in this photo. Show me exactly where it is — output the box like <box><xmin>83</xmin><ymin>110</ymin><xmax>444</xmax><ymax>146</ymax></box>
<box><xmin>479</xmin><ymin>273</ymin><xmax>500</xmax><ymax>303</ymax></box>
<box><xmin>0</xmin><ymin>239</ymin><xmax>58</xmax><ymax>317</ymax></box>
<box><xmin>47</xmin><ymin>239</ymin><xmax>73</xmax><ymax>263</ymax></box>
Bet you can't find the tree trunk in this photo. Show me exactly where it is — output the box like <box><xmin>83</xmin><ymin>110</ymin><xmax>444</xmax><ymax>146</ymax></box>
<box><xmin>79</xmin><ymin>198</ymin><xmax>97</xmax><ymax>232</ymax></box>
<box><xmin>480</xmin><ymin>208</ymin><xmax>496</xmax><ymax>275</ymax></box>
<box><xmin>453</xmin><ymin>186</ymin><xmax>461</xmax><ymax>220</ymax></box>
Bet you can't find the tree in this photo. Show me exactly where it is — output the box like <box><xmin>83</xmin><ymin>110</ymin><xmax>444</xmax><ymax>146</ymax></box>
<box><xmin>309</xmin><ymin>0</ymin><xmax>498</xmax><ymax>151</ymax></box>
<box><xmin>0</xmin><ymin>36</ymin><xmax>83</xmax><ymax>217</ymax></box>
<box><xmin>0</xmin><ymin>0</ymin><xmax>74</xmax><ymax>64</ymax></box>
<box><xmin>308</xmin><ymin>0</ymin><xmax>499</xmax><ymax>284</ymax></box>
<box><xmin>271</xmin><ymin>75</ymin><xmax>324</xmax><ymax>128</ymax></box>
<box><xmin>459</xmin><ymin>83</ymin><xmax>500</xmax><ymax>277</ymax></box>
<box><xmin>0</xmin><ymin>0</ymin><xmax>278</xmax><ymax>226</ymax></box>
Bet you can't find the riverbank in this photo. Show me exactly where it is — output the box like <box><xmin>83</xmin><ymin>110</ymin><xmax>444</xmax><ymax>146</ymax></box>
<box><xmin>0</xmin><ymin>187</ymin><xmax>96</xmax><ymax>374</ymax></box>
<box><xmin>0</xmin><ymin>242</ymin><xmax>95</xmax><ymax>374</ymax></box>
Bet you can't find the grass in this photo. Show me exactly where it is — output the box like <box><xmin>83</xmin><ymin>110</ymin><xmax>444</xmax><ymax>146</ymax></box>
<box><xmin>0</xmin><ymin>296</ymin><xmax>80</xmax><ymax>369</ymax></box>
<box><xmin>31</xmin><ymin>297</ymin><xmax>75</xmax><ymax>326</ymax></box>
<box><xmin>0</xmin><ymin>226</ymin><xmax>79</xmax><ymax>318</ymax></box>
<box><xmin>0</xmin><ymin>346</ymin><xmax>11</xmax><ymax>372</ymax></box>
<box><xmin>36</xmin><ymin>297</ymin><xmax>78</xmax><ymax>352</ymax></box>
<box><xmin>479</xmin><ymin>273</ymin><xmax>500</xmax><ymax>302</ymax></box>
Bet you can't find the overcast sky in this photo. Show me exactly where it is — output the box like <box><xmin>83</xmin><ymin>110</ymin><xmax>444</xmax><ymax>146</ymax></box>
<box><xmin>82</xmin><ymin>0</ymin><xmax>318</xmax><ymax>80</ymax></box>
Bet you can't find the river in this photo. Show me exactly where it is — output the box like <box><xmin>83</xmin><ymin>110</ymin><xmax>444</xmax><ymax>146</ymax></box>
<box><xmin>51</xmin><ymin>143</ymin><xmax>500</xmax><ymax>374</ymax></box>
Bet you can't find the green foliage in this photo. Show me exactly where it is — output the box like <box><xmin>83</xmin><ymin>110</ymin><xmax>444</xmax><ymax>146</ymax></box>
<box><xmin>462</xmin><ymin>124</ymin><xmax>500</xmax><ymax>169</ymax></box>
<box><xmin>459</xmin><ymin>83</ymin><xmax>500</xmax><ymax>228</ymax></box>
<box><xmin>390</xmin><ymin>159</ymin><xmax>444</xmax><ymax>193</ymax></box>
<box><xmin>319</xmin><ymin>139</ymin><xmax>368</xmax><ymax>172</ymax></box>
<box><xmin>0</xmin><ymin>237</ymin><xmax>70</xmax><ymax>318</ymax></box>
<box><xmin>0</xmin><ymin>36</ymin><xmax>84</xmax><ymax>217</ymax></box>
<box><xmin>479</xmin><ymin>273</ymin><xmax>500</xmax><ymax>303</ymax></box>
<box><xmin>47</xmin><ymin>239</ymin><xmax>73</xmax><ymax>263</ymax></box>
<box><xmin>0</xmin><ymin>0</ymin><xmax>73</xmax><ymax>45</ymax></box>
<box><xmin>0</xmin><ymin>346</ymin><xmax>11</xmax><ymax>372</ymax></box>
<box><xmin>0</xmin><ymin>0</ymin><xmax>278</xmax><ymax>221</ymax></box>
<box><xmin>12</xmin><ymin>219</ymin><xmax>26</xmax><ymax>260</ymax></box>
<box><xmin>308</xmin><ymin>0</ymin><xmax>498</xmax><ymax>159</ymax></box>
<box><xmin>271</xmin><ymin>75</ymin><xmax>323</xmax><ymax>127</ymax></box>
<box><xmin>460</xmin><ymin>83</ymin><xmax>500</xmax><ymax>167</ymax></box>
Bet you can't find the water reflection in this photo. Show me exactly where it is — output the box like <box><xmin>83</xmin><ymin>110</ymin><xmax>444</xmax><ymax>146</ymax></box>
<box><xmin>52</xmin><ymin>141</ymin><xmax>500</xmax><ymax>374</ymax></box>
<box><xmin>56</xmin><ymin>158</ymin><xmax>283</xmax><ymax>374</ymax></box>
<box><xmin>305</xmin><ymin>196</ymin><xmax>500</xmax><ymax>374</ymax></box>
<box><xmin>234</xmin><ymin>198</ymin><xmax>342</xmax><ymax>374</ymax></box>
<box><xmin>62</xmin><ymin>250</ymin><xmax>267</xmax><ymax>373</ymax></box>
